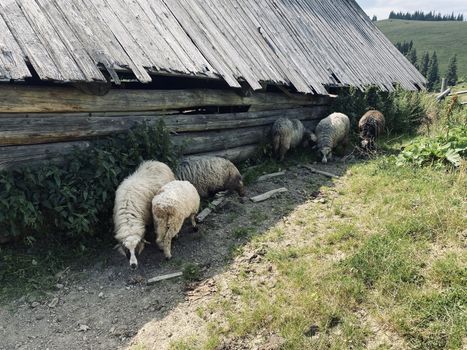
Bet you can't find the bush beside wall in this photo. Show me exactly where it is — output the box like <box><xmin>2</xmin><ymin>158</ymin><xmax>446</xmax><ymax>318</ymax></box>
<box><xmin>0</xmin><ymin>122</ymin><xmax>181</xmax><ymax>244</ymax></box>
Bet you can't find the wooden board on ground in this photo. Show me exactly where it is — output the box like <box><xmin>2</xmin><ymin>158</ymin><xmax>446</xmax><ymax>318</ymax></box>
<box><xmin>302</xmin><ymin>164</ymin><xmax>339</xmax><ymax>179</ymax></box>
<box><xmin>250</xmin><ymin>188</ymin><xmax>288</xmax><ymax>203</ymax></box>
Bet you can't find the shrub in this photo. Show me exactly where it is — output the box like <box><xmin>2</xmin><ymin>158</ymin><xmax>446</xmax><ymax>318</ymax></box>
<box><xmin>333</xmin><ymin>85</ymin><xmax>433</xmax><ymax>135</ymax></box>
<box><xmin>0</xmin><ymin>121</ymin><xmax>182</xmax><ymax>244</ymax></box>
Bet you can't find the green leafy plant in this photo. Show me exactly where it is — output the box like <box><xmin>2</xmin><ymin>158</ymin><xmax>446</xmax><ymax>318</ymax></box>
<box><xmin>0</xmin><ymin>121</ymin><xmax>182</xmax><ymax>243</ymax></box>
<box><xmin>396</xmin><ymin>126</ymin><xmax>466</xmax><ymax>167</ymax></box>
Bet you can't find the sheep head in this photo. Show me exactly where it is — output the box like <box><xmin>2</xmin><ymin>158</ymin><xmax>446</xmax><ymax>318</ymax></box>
<box><xmin>115</xmin><ymin>235</ymin><xmax>147</xmax><ymax>269</ymax></box>
<box><xmin>320</xmin><ymin>147</ymin><xmax>332</xmax><ymax>164</ymax></box>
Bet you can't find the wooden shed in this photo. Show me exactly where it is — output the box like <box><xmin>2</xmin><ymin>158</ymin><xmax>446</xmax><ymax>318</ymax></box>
<box><xmin>0</xmin><ymin>0</ymin><xmax>426</xmax><ymax>170</ymax></box>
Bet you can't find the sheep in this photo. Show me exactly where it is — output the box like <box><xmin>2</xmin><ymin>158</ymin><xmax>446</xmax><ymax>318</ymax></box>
<box><xmin>152</xmin><ymin>181</ymin><xmax>200</xmax><ymax>259</ymax></box>
<box><xmin>114</xmin><ymin>160</ymin><xmax>175</xmax><ymax>269</ymax></box>
<box><xmin>272</xmin><ymin>118</ymin><xmax>310</xmax><ymax>161</ymax></box>
<box><xmin>176</xmin><ymin>156</ymin><xmax>245</xmax><ymax>198</ymax></box>
<box><xmin>315</xmin><ymin>113</ymin><xmax>350</xmax><ymax>163</ymax></box>
<box><xmin>358</xmin><ymin>110</ymin><xmax>386</xmax><ymax>149</ymax></box>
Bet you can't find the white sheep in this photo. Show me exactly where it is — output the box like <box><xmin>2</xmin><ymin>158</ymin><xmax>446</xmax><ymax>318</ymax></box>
<box><xmin>114</xmin><ymin>160</ymin><xmax>175</xmax><ymax>269</ymax></box>
<box><xmin>152</xmin><ymin>181</ymin><xmax>200</xmax><ymax>259</ymax></box>
<box><xmin>315</xmin><ymin>113</ymin><xmax>350</xmax><ymax>163</ymax></box>
<box><xmin>272</xmin><ymin>118</ymin><xmax>309</xmax><ymax>161</ymax></box>
<box><xmin>359</xmin><ymin>110</ymin><xmax>386</xmax><ymax>149</ymax></box>
<box><xmin>176</xmin><ymin>156</ymin><xmax>245</xmax><ymax>198</ymax></box>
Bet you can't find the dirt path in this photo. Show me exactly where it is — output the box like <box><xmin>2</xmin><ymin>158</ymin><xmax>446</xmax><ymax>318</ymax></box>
<box><xmin>0</xmin><ymin>162</ymin><xmax>347</xmax><ymax>350</ymax></box>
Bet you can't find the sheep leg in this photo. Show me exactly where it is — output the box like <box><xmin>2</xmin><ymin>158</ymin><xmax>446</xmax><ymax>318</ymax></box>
<box><xmin>162</xmin><ymin>234</ymin><xmax>173</xmax><ymax>259</ymax></box>
<box><xmin>279</xmin><ymin>145</ymin><xmax>289</xmax><ymax>161</ymax></box>
<box><xmin>190</xmin><ymin>213</ymin><xmax>199</xmax><ymax>232</ymax></box>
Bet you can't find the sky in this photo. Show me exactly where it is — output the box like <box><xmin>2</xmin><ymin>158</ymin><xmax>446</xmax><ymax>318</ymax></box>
<box><xmin>357</xmin><ymin>0</ymin><xmax>467</xmax><ymax>20</ymax></box>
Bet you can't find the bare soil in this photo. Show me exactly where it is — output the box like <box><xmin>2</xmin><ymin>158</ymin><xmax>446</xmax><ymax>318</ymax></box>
<box><xmin>0</xmin><ymin>162</ymin><xmax>348</xmax><ymax>350</ymax></box>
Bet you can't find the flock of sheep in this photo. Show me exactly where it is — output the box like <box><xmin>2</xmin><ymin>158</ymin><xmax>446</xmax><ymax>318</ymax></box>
<box><xmin>114</xmin><ymin>110</ymin><xmax>385</xmax><ymax>268</ymax></box>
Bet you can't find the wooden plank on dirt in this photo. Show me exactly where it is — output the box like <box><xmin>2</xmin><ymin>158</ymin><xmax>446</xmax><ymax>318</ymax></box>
<box><xmin>250</xmin><ymin>188</ymin><xmax>288</xmax><ymax>203</ymax></box>
<box><xmin>0</xmin><ymin>85</ymin><xmax>330</xmax><ymax>113</ymax></box>
<box><xmin>256</xmin><ymin>171</ymin><xmax>286</xmax><ymax>182</ymax></box>
<box><xmin>302</xmin><ymin>164</ymin><xmax>339</xmax><ymax>179</ymax></box>
<box><xmin>147</xmin><ymin>272</ymin><xmax>183</xmax><ymax>285</ymax></box>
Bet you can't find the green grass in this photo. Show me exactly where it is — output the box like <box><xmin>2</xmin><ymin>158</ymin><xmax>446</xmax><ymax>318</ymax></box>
<box><xmin>376</xmin><ymin>19</ymin><xmax>467</xmax><ymax>77</ymax></box>
<box><xmin>173</xmin><ymin>151</ymin><xmax>466</xmax><ymax>349</ymax></box>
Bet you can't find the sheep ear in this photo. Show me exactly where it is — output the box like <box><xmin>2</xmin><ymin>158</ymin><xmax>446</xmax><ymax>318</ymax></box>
<box><xmin>309</xmin><ymin>133</ymin><xmax>317</xmax><ymax>143</ymax></box>
<box><xmin>143</xmin><ymin>239</ymin><xmax>150</xmax><ymax>245</ymax></box>
<box><xmin>137</xmin><ymin>242</ymin><xmax>145</xmax><ymax>255</ymax></box>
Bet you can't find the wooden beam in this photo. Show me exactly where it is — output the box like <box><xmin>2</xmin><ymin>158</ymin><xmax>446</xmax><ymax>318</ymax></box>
<box><xmin>0</xmin><ymin>85</ymin><xmax>331</xmax><ymax>113</ymax></box>
<box><xmin>0</xmin><ymin>106</ymin><xmax>327</xmax><ymax>146</ymax></box>
<box><xmin>0</xmin><ymin>141</ymin><xmax>90</xmax><ymax>171</ymax></box>
<box><xmin>250</xmin><ymin>188</ymin><xmax>288</xmax><ymax>203</ymax></box>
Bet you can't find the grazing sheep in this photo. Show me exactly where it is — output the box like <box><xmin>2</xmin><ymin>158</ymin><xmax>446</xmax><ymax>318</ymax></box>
<box><xmin>359</xmin><ymin>110</ymin><xmax>386</xmax><ymax>149</ymax></box>
<box><xmin>272</xmin><ymin>118</ymin><xmax>309</xmax><ymax>161</ymax></box>
<box><xmin>152</xmin><ymin>181</ymin><xmax>200</xmax><ymax>259</ymax></box>
<box><xmin>114</xmin><ymin>161</ymin><xmax>175</xmax><ymax>269</ymax></box>
<box><xmin>176</xmin><ymin>156</ymin><xmax>245</xmax><ymax>198</ymax></box>
<box><xmin>315</xmin><ymin>113</ymin><xmax>350</xmax><ymax>163</ymax></box>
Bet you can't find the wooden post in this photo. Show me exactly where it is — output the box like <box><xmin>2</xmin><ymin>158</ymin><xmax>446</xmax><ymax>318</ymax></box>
<box><xmin>440</xmin><ymin>78</ymin><xmax>446</xmax><ymax>92</ymax></box>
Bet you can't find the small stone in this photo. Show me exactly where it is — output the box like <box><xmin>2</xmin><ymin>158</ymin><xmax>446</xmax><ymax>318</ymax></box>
<box><xmin>32</xmin><ymin>259</ymin><xmax>38</xmax><ymax>266</ymax></box>
<box><xmin>78</xmin><ymin>324</ymin><xmax>90</xmax><ymax>332</ymax></box>
<box><xmin>109</xmin><ymin>326</ymin><xmax>115</xmax><ymax>334</ymax></box>
<box><xmin>55</xmin><ymin>284</ymin><xmax>64</xmax><ymax>290</ymax></box>
<box><xmin>98</xmin><ymin>292</ymin><xmax>104</xmax><ymax>299</ymax></box>
<box><xmin>48</xmin><ymin>298</ymin><xmax>59</xmax><ymax>308</ymax></box>
<box><xmin>35</xmin><ymin>314</ymin><xmax>45</xmax><ymax>321</ymax></box>
<box><xmin>319</xmin><ymin>198</ymin><xmax>327</xmax><ymax>204</ymax></box>
<box><xmin>77</xmin><ymin>286</ymin><xmax>84</xmax><ymax>291</ymax></box>
<box><xmin>31</xmin><ymin>302</ymin><xmax>40</xmax><ymax>308</ymax></box>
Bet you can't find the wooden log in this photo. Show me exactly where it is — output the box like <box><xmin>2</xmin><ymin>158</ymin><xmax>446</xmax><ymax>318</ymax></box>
<box><xmin>173</xmin><ymin>126</ymin><xmax>268</xmax><ymax>154</ymax></box>
<box><xmin>256</xmin><ymin>171</ymin><xmax>286</xmax><ymax>182</ymax></box>
<box><xmin>449</xmin><ymin>90</ymin><xmax>467</xmax><ymax>96</ymax></box>
<box><xmin>302</xmin><ymin>164</ymin><xmax>339</xmax><ymax>178</ymax></box>
<box><xmin>147</xmin><ymin>272</ymin><xmax>183</xmax><ymax>285</ymax></box>
<box><xmin>250</xmin><ymin>188</ymin><xmax>288</xmax><ymax>203</ymax></box>
<box><xmin>0</xmin><ymin>141</ymin><xmax>90</xmax><ymax>171</ymax></box>
<box><xmin>0</xmin><ymin>85</ymin><xmax>331</xmax><ymax>113</ymax></box>
<box><xmin>0</xmin><ymin>106</ymin><xmax>327</xmax><ymax>146</ymax></box>
<box><xmin>436</xmin><ymin>89</ymin><xmax>451</xmax><ymax>101</ymax></box>
<box><xmin>193</xmin><ymin>144</ymin><xmax>259</xmax><ymax>163</ymax></box>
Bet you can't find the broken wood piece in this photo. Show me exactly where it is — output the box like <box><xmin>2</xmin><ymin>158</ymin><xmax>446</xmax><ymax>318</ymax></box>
<box><xmin>196</xmin><ymin>195</ymin><xmax>226</xmax><ymax>223</ymax></box>
<box><xmin>436</xmin><ymin>88</ymin><xmax>451</xmax><ymax>101</ymax></box>
<box><xmin>257</xmin><ymin>171</ymin><xmax>286</xmax><ymax>182</ymax></box>
<box><xmin>302</xmin><ymin>165</ymin><xmax>339</xmax><ymax>179</ymax></box>
<box><xmin>250</xmin><ymin>188</ymin><xmax>288</xmax><ymax>203</ymax></box>
<box><xmin>147</xmin><ymin>272</ymin><xmax>183</xmax><ymax>285</ymax></box>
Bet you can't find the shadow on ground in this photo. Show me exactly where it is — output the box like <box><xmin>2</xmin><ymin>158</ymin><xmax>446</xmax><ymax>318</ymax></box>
<box><xmin>0</xmin><ymin>152</ymin><xmax>356</xmax><ymax>350</ymax></box>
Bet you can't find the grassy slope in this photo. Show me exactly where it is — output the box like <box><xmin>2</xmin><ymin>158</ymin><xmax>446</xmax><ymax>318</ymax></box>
<box><xmin>169</xmin><ymin>151</ymin><xmax>466</xmax><ymax>349</ymax></box>
<box><xmin>376</xmin><ymin>19</ymin><xmax>467</xmax><ymax>77</ymax></box>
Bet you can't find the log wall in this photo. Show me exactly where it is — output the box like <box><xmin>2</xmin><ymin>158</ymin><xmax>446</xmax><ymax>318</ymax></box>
<box><xmin>0</xmin><ymin>85</ymin><xmax>331</xmax><ymax>170</ymax></box>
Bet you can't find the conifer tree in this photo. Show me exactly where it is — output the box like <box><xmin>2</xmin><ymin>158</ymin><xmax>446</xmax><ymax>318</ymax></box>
<box><xmin>427</xmin><ymin>52</ymin><xmax>440</xmax><ymax>91</ymax></box>
<box><xmin>446</xmin><ymin>55</ymin><xmax>458</xmax><ymax>86</ymax></box>
<box><xmin>407</xmin><ymin>47</ymin><xmax>418</xmax><ymax>68</ymax></box>
<box><xmin>420</xmin><ymin>52</ymin><xmax>430</xmax><ymax>77</ymax></box>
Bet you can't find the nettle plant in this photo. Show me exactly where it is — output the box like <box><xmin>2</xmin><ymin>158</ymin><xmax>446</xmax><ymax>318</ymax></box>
<box><xmin>0</xmin><ymin>121</ymin><xmax>181</xmax><ymax>244</ymax></box>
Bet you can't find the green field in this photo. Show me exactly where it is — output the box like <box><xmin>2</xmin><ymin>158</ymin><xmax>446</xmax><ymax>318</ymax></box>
<box><xmin>376</xmin><ymin>19</ymin><xmax>467</xmax><ymax>78</ymax></box>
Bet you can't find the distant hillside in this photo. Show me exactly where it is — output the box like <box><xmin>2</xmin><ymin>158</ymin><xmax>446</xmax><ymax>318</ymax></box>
<box><xmin>376</xmin><ymin>19</ymin><xmax>467</xmax><ymax>78</ymax></box>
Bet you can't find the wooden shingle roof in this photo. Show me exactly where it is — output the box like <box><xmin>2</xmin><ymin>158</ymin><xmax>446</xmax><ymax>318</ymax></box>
<box><xmin>0</xmin><ymin>0</ymin><xmax>426</xmax><ymax>94</ymax></box>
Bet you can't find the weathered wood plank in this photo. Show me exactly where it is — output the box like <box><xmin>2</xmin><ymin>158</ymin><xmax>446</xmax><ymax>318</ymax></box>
<box><xmin>0</xmin><ymin>141</ymin><xmax>90</xmax><ymax>170</ymax></box>
<box><xmin>250</xmin><ymin>188</ymin><xmax>288</xmax><ymax>203</ymax></box>
<box><xmin>0</xmin><ymin>106</ymin><xmax>327</xmax><ymax>145</ymax></box>
<box><xmin>0</xmin><ymin>85</ymin><xmax>331</xmax><ymax>113</ymax></box>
